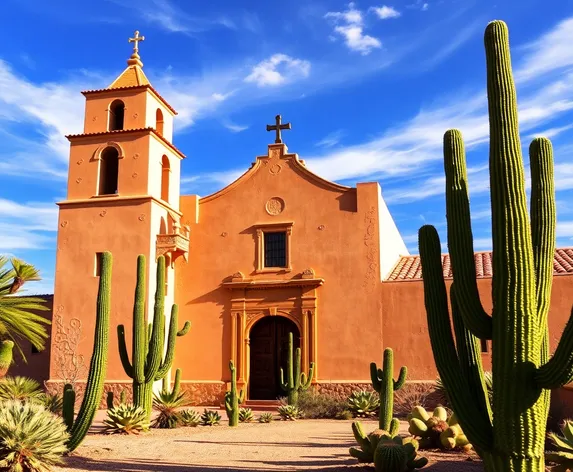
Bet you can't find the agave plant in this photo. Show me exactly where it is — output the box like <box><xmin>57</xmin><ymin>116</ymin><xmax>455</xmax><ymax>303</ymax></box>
<box><xmin>152</xmin><ymin>389</ymin><xmax>189</xmax><ymax>429</ymax></box>
<box><xmin>347</xmin><ymin>389</ymin><xmax>380</xmax><ymax>417</ymax></box>
<box><xmin>546</xmin><ymin>420</ymin><xmax>573</xmax><ymax>469</ymax></box>
<box><xmin>0</xmin><ymin>400</ymin><xmax>69</xmax><ymax>471</ymax></box>
<box><xmin>102</xmin><ymin>404</ymin><xmax>150</xmax><ymax>434</ymax></box>
<box><xmin>39</xmin><ymin>393</ymin><xmax>63</xmax><ymax>415</ymax></box>
<box><xmin>180</xmin><ymin>409</ymin><xmax>201</xmax><ymax>427</ymax></box>
<box><xmin>201</xmin><ymin>409</ymin><xmax>221</xmax><ymax>426</ymax></box>
<box><xmin>239</xmin><ymin>407</ymin><xmax>254</xmax><ymax>423</ymax></box>
<box><xmin>278</xmin><ymin>404</ymin><xmax>302</xmax><ymax>421</ymax></box>
<box><xmin>258</xmin><ymin>412</ymin><xmax>274</xmax><ymax>423</ymax></box>
<box><xmin>0</xmin><ymin>376</ymin><xmax>44</xmax><ymax>403</ymax></box>
<box><xmin>0</xmin><ymin>256</ymin><xmax>50</xmax><ymax>360</ymax></box>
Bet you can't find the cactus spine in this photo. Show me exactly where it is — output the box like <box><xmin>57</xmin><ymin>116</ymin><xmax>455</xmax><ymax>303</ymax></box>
<box><xmin>279</xmin><ymin>332</ymin><xmax>315</xmax><ymax>405</ymax></box>
<box><xmin>63</xmin><ymin>251</ymin><xmax>112</xmax><ymax>452</ymax></box>
<box><xmin>117</xmin><ymin>255</ymin><xmax>190</xmax><ymax>420</ymax></box>
<box><xmin>417</xmin><ymin>20</ymin><xmax>573</xmax><ymax>472</ymax></box>
<box><xmin>371</xmin><ymin>347</ymin><xmax>406</xmax><ymax>436</ymax></box>
<box><xmin>224</xmin><ymin>360</ymin><xmax>245</xmax><ymax>426</ymax></box>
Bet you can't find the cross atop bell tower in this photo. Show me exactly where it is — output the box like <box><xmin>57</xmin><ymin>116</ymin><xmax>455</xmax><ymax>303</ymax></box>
<box><xmin>127</xmin><ymin>30</ymin><xmax>145</xmax><ymax>67</ymax></box>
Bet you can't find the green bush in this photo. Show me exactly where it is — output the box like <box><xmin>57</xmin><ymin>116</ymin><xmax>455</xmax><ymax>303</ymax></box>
<box><xmin>40</xmin><ymin>393</ymin><xmax>63</xmax><ymax>415</ymax></box>
<box><xmin>102</xmin><ymin>404</ymin><xmax>150</xmax><ymax>434</ymax></box>
<box><xmin>283</xmin><ymin>389</ymin><xmax>347</xmax><ymax>419</ymax></box>
<box><xmin>0</xmin><ymin>376</ymin><xmax>43</xmax><ymax>403</ymax></box>
<box><xmin>0</xmin><ymin>400</ymin><xmax>69</xmax><ymax>471</ymax></box>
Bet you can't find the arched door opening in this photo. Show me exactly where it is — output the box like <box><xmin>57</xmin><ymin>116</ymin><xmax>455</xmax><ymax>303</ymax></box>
<box><xmin>249</xmin><ymin>316</ymin><xmax>300</xmax><ymax>400</ymax></box>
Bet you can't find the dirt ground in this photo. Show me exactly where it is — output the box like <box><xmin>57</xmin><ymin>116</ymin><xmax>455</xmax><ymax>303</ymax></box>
<box><xmin>55</xmin><ymin>415</ymin><xmax>484</xmax><ymax>471</ymax></box>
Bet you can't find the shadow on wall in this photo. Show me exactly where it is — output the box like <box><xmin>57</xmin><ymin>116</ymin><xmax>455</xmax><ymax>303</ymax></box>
<box><xmin>8</xmin><ymin>295</ymin><xmax>53</xmax><ymax>384</ymax></box>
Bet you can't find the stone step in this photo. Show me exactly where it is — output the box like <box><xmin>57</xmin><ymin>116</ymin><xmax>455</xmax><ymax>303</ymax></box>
<box><xmin>243</xmin><ymin>399</ymin><xmax>281</xmax><ymax>411</ymax></box>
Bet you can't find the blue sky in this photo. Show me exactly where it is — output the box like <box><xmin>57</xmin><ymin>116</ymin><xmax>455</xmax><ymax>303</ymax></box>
<box><xmin>1</xmin><ymin>0</ymin><xmax>573</xmax><ymax>294</ymax></box>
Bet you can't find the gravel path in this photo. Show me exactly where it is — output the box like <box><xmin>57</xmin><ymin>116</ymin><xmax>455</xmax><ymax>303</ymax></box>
<box><xmin>55</xmin><ymin>415</ymin><xmax>484</xmax><ymax>471</ymax></box>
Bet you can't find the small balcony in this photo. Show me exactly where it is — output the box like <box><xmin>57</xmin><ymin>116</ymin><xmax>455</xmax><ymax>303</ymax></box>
<box><xmin>156</xmin><ymin>225</ymin><xmax>190</xmax><ymax>265</ymax></box>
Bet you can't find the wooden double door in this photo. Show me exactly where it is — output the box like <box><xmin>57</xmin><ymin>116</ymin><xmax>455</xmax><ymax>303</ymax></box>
<box><xmin>249</xmin><ymin>316</ymin><xmax>300</xmax><ymax>400</ymax></box>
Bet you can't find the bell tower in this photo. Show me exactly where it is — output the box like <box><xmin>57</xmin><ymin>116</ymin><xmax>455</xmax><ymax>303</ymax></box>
<box><xmin>50</xmin><ymin>31</ymin><xmax>189</xmax><ymax>383</ymax></box>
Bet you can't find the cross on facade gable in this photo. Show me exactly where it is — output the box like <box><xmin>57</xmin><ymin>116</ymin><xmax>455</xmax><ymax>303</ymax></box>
<box><xmin>266</xmin><ymin>115</ymin><xmax>291</xmax><ymax>144</ymax></box>
<box><xmin>129</xmin><ymin>30</ymin><xmax>145</xmax><ymax>54</ymax></box>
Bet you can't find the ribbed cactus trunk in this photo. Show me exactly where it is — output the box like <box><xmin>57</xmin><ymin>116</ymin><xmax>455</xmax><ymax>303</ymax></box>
<box><xmin>370</xmin><ymin>347</ymin><xmax>406</xmax><ymax>435</ymax></box>
<box><xmin>118</xmin><ymin>255</ymin><xmax>190</xmax><ymax>421</ymax></box>
<box><xmin>65</xmin><ymin>251</ymin><xmax>112</xmax><ymax>452</ymax></box>
<box><xmin>225</xmin><ymin>360</ymin><xmax>245</xmax><ymax>427</ymax></box>
<box><xmin>418</xmin><ymin>20</ymin><xmax>573</xmax><ymax>472</ymax></box>
<box><xmin>279</xmin><ymin>332</ymin><xmax>315</xmax><ymax>406</ymax></box>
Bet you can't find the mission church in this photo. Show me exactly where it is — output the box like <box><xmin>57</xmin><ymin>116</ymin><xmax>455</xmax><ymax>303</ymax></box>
<box><xmin>18</xmin><ymin>32</ymin><xmax>573</xmax><ymax>405</ymax></box>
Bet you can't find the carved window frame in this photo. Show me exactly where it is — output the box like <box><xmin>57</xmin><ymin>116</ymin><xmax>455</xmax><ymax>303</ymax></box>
<box><xmin>254</xmin><ymin>221</ymin><xmax>294</xmax><ymax>274</ymax></box>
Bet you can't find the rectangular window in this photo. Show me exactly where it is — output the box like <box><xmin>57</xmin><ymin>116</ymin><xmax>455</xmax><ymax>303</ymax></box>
<box><xmin>264</xmin><ymin>231</ymin><xmax>287</xmax><ymax>268</ymax></box>
<box><xmin>94</xmin><ymin>252</ymin><xmax>103</xmax><ymax>277</ymax></box>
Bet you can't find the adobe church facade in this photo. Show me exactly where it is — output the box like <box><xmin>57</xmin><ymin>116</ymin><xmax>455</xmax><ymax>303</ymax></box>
<box><xmin>41</xmin><ymin>33</ymin><xmax>573</xmax><ymax>404</ymax></box>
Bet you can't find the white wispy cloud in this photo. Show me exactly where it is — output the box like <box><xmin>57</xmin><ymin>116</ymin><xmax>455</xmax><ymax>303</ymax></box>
<box><xmin>370</xmin><ymin>6</ymin><xmax>401</xmax><ymax>19</ymax></box>
<box><xmin>222</xmin><ymin>120</ymin><xmax>249</xmax><ymax>133</ymax></box>
<box><xmin>244</xmin><ymin>54</ymin><xmax>311</xmax><ymax>87</ymax></box>
<box><xmin>325</xmin><ymin>3</ymin><xmax>382</xmax><ymax>55</ymax></box>
<box><xmin>315</xmin><ymin>130</ymin><xmax>345</xmax><ymax>148</ymax></box>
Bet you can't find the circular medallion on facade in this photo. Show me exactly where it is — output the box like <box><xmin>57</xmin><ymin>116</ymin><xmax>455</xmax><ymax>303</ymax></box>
<box><xmin>221</xmin><ymin>232</ymin><xmax>228</xmax><ymax>237</ymax></box>
<box><xmin>132</xmin><ymin>172</ymin><xmax>138</xmax><ymax>178</ymax></box>
<box><xmin>133</xmin><ymin>113</ymin><xmax>139</xmax><ymax>119</ymax></box>
<box><xmin>138</xmin><ymin>214</ymin><xmax>146</xmax><ymax>221</ymax></box>
<box><xmin>265</xmin><ymin>197</ymin><xmax>285</xmax><ymax>216</ymax></box>
<box><xmin>133</xmin><ymin>153</ymin><xmax>140</xmax><ymax>160</ymax></box>
<box><xmin>100</xmin><ymin>210</ymin><xmax>107</xmax><ymax>217</ymax></box>
<box><xmin>269</xmin><ymin>163</ymin><xmax>282</xmax><ymax>175</ymax></box>
<box><xmin>77</xmin><ymin>159</ymin><xmax>83</xmax><ymax>165</ymax></box>
<box><xmin>60</xmin><ymin>220</ymin><xmax>68</xmax><ymax>228</ymax></box>
<box><xmin>76</xmin><ymin>178</ymin><xmax>82</xmax><ymax>184</ymax></box>
<box><xmin>318</xmin><ymin>224</ymin><xmax>325</xmax><ymax>231</ymax></box>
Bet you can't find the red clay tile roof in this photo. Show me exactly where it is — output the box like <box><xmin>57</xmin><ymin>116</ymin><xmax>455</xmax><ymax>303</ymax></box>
<box><xmin>386</xmin><ymin>248</ymin><xmax>573</xmax><ymax>281</ymax></box>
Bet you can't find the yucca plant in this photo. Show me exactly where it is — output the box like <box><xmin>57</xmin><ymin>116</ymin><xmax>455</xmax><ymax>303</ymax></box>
<box><xmin>278</xmin><ymin>404</ymin><xmax>302</xmax><ymax>421</ymax></box>
<box><xmin>0</xmin><ymin>256</ymin><xmax>50</xmax><ymax>360</ymax></box>
<box><xmin>102</xmin><ymin>404</ymin><xmax>150</xmax><ymax>435</ymax></box>
<box><xmin>347</xmin><ymin>389</ymin><xmax>380</xmax><ymax>417</ymax></box>
<box><xmin>152</xmin><ymin>388</ymin><xmax>190</xmax><ymax>429</ymax></box>
<box><xmin>40</xmin><ymin>393</ymin><xmax>63</xmax><ymax>415</ymax></box>
<box><xmin>201</xmin><ymin>409</ymin><xmax>221</xmax><ymax>426</ymax></box>
<box><xmin>239</xmin><ymin>407</ymin><xmax>254</xmax><ymax>423</ymax></box>
<box><xmin>180</xmin><ymin>409</ymin><xmax>201</xmax><ymax>427</ymax></box>
<box><xmin>546</xmin><ymin>420</ymin><xmax>573</xmax><ymax>469</ymax></box>
<box><xmin>0</xmin><ymin>376</ymin><xmax>43</xmax><ymax>403</ymax></box>
<box><xmin>0</xmin><ymin>400</ymin><xmax>69</xmax><ymax>471</ymax></box>
<box><xmin>0</xmin><ymin>340</ymin><xmax>13</xmax><ymax>379</ymax></box>
<box><xmin>258</xmin><ymin>412</ymin><xmax>274</xmax><ymax>423</ymax></box>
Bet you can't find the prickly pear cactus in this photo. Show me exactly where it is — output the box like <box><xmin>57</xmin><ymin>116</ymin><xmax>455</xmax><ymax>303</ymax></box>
<box><xmin>408</xmin><ymin>407</ymin><xmax>471</xmax><ymax>451</ymax></box>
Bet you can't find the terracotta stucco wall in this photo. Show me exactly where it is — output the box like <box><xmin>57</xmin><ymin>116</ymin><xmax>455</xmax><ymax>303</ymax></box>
<box><xmin>380</xmin><ymin>275</ymin><xmax>573</xmax><ymax>380</ymax></box>
<box><xmin>174</xmin><ymin>145</ymin><xmax>400</xmax><ymax>384</ymax></box>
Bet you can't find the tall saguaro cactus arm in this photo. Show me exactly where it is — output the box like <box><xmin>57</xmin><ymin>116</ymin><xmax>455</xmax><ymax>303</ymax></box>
<box><xmin>225</xmin><ymin>360</ymin><xmax>245</xmax><ymax>426</ymax></box>
<box><xmin>155</xmin><ymin>305</ymin><xmax>191</xmax><ymax>380</ymax></box>
<box><xmin>444</xmin><ymin>130</ymin><xmax>493</xmax><ymax>340</ymax></box>
<box><xmin>535</xmin><ymin>311</ymin><xmax>573</xmax><ymax>388</ymax></box>
<box><xmin>65</xmin><ymin>251</ymin><xmax>112</xmax><ymax>452</ymax></box>
<box><xmin>370</xmin><ymin>347</ymin><xmax>406</xmax><ymax>435</ymax></box>
<box><xmin>279</xmin><ymin>332</ymin><xmax>314</xmax><ymax>405</ymax></box>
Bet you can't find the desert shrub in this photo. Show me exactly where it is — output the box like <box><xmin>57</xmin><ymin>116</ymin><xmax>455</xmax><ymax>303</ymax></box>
<box><xmin>278</xmin><ymin>404</ymin><xmax>302</xmax><ymax>420</ymax></box>
<box><xmin>201</xmin><ymin>409</ymin><xmax>221</xmax><ymax>426</ymax></box>
<box><xmin>286</xmin><ymin>390</ymin><xmax>347</xmax><ymax>419</ymax></box>
<box><xmin>39</xmin><ymin>393</ymin><xmax>63</xmax><ymax>415</ymax></box>
<box><xmin>238</xmin><ymin>407</ymin><xmax>253</xmax><ymax>423</ymax></box>
<box><xmin>102</xmin><ymin>404</ymin><xmax>150</xmax><ymax>434</ymax></box>
<box><xmin>0</xmin><ymin>376</ymin><xmax>44</xmax><ymax>403</ymax></box>
<box><xmin>152</xmin><ymin>389</ymin><xmax>189</xmax><ymax>429</ymax></box>
<box><xmin>180</xmin><ymin>409</ymin><xmax>201</xmax><ymax>427</ymax></box>
<box><xmin>258</xmin><ymin>412</ymin><xmax>274</xmax><ymax>423</ymax></box>
<box><xmin>347</xmin><ymin>389</ymin><xmax>379</xmax><ymax>417</ymax></box>
<box><xmin>394</xmin><ymin>382</ymin><xmax>436</xmax><ymax>416</ymax></box>
<box><xmin>335</xmin><ymin>409</ymin><xmax>354</xmax><ymax>420</ymax></box>
<box><xmin>0</xmin><ymin>400</ymin><xmax>69</xmax><ymax>471</ymax></box>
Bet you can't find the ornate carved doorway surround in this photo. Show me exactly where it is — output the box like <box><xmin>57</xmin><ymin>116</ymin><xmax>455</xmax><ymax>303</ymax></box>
<box><xmin>223</xmin><ymin>269</ymin><xmax>324</xmax><ymax>396</ymax></box>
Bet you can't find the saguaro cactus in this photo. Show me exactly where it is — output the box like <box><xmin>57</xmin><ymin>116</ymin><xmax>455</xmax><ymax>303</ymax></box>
<box><xmin>418</xmin><ymin>20</ymin><xmax>573</xmax><ymax>472</ymax></box>
<box><xmin>224</xmin><ymin>360</ymin><xmax>245</xmax><ymax>426</ymax></box>
<box><xmin>371</xmin><ymin>347</ymin><xmax>406</xmax><ymax>435</ymax></box>
<box><xmin>279</xmin><ymin>332</ymin><xmax>315</xmax><ymax>405</ymax></box>
<box><xmin>117</xmin><ymin>255</ymin><xmax>190</xmax><ymax>420</ymax></box>
<box><xmin>63</xmin><ymin>251</ymin><xmax>112</xmax><ymax>452</ymax></box>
